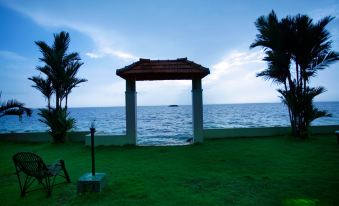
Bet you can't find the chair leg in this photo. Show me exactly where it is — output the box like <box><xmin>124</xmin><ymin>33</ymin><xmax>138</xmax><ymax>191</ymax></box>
<box><xmin>14</xmin><ymin>168</ymin><xmax>26</xmax><ymax>197</ymax></box>
<box><xmin>20</xmin><ymin>186</ymin><xmax>26</xmax><ymax>197</ymax></box>
<box><xmin>19</xmin><ymin>174</ymin><xmax>35</xmax><ymax>197</ymax></box>
<box><xmin>46</xmin><ymin>181</ymin><xmax>52</xmax><ymax>198</ymax></box>
<box><xmin>60</xmin><ymin>160</ymin><xmax>71</xmax><ymax>183</ymax></box>
<box><xmin>40</xmin><ymin>177</ymin><xmax>52</xmax><ymax>197</ymax></box>
<box><xmin>20</xmin><ymin>176</ymin><xmax>28</xmax><ymax>197</ymax></box>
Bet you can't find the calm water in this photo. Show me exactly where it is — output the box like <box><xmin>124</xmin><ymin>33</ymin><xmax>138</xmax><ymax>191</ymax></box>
<box><xmin>1</xmin><ymin>102</ymin><xmax>338</xmax><ymax>145</ymax></box>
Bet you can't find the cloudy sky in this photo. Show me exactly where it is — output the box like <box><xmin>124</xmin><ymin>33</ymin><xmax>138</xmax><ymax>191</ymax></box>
<box><xmin>0</xmin><ymin>0</ymin><xmax>338</xmax><ymax>108</ymax></box>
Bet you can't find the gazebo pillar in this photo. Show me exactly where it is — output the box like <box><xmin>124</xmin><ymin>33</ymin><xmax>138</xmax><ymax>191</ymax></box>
<box><xmin>192</xmin><ymin>78</ymin><xmax>203</xmax><ymax>143</ymax></box>
<box><xmin>125</xmin><ymin>79</ymin><xmax>137</xmax><ymax>145</ymax></box>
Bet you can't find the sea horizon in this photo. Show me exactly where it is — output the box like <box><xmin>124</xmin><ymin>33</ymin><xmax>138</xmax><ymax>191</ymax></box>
<box><xmin>28</xmin><ymin>100</ymin><xmax>339</xmax><ymax>109</ymax></box>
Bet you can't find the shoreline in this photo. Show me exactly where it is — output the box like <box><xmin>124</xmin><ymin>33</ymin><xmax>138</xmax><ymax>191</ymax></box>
<box><xmin>1</xmin><ymin>125</ymin><xmax>338</xmax><ymax>146</ymax></box>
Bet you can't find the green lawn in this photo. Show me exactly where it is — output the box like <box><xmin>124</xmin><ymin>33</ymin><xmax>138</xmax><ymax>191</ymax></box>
<box><xmin>0</xmin><ymin>135</ymin><xmax>339</xmax><ymax>206</ymax></box>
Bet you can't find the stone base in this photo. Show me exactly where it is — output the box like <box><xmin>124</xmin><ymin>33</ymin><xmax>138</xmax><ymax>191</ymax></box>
<box><xmin>77</xmin><ymin>173</ymin><xmax>106</xmax><ymax>193</ymax></box>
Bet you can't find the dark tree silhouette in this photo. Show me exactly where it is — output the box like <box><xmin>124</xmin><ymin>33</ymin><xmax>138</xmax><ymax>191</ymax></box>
<box><xmin>251</xmin><ymin>11</ymin><xmax>339</xmax><ymax>138</ymax></box>
<box><xmin>31</xmin><ymin>31</ymin><xmax>87</xmax><ymax>111</ymax></box>
<box><xmin>29</xmin><ymin>31</ymin><xmax>87</xmax><ymax>142</ymax></box>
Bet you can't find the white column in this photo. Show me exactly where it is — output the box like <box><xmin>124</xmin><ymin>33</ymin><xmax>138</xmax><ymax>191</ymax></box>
<box><xmin>125</xmin><ymin>79</ymin><xmax>137</xmax><ymax>145</ymax></box>
<box><xmin>192</xmin><ymin>78</ymin><xmax>203</xmax><ymax>143</ymax></box>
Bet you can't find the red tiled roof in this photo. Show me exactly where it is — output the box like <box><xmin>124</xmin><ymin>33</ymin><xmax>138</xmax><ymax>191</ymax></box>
<box><xmin>116</xmin><ymin>58</ymin><xmax>210</xmax><ymax>80</ymax></box>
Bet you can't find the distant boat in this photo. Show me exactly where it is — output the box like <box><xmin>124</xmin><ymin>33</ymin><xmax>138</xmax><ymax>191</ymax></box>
<box><xmin>169</xmin><ymin>105</ymin><xmax>179</xmax><ymax>107</ymax></box>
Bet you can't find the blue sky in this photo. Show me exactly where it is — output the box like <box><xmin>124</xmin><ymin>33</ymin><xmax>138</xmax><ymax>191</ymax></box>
<box><xmin>0</xmin><ymin>0</ymin><xmax>338</xmax><ymax>108</ymax></box>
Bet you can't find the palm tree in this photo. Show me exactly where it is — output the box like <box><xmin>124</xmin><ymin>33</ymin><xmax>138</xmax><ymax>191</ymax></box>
<box><xmin>33</xmin><ymin>31</ymin><xmax>82</xmax><ymax>111</ymax></box>
<box><xmin>0</xmin><ymin>92</ymin><xmax>32</xmax><ymax>119</ymax></box>
<box><xmin>251</xmin><ymin>11</ymin><xmax>339</xmax><ymax>138</ymax></box>
<box><xmin>62</xmin><ymin>61</ymin><xmax>87</xmax><ymax>109</ymax></box>
<box><xmin>291</xmin><ymin>15</ymin><xmax>338</xmax><ymax>136</ymax></box>
<box><xmin>250</xmin><ymin>11</ymin><xmax>296</xmax><ymax>133</ymax></box>
<box><xmin>28</xmin><ymin>76</ymin><xmax>53</xmax><ymax>111</ymax></box>
<box><xmin>29</xmin><ymin>31</ymin><xmax>87</xmax><ymax>143</ymax></box>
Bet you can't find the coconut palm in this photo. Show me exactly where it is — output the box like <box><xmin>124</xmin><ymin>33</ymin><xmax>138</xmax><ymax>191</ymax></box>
<box><xmin>0</xmin><ymin>92</ymin><xmax>32</xmax><ymax>119</ymax></box>
<box><xmin>291</xmin><ymin>15</ymin><xmax>338</xmax><ymax>136</ymax></box>
<box><xmin>251</xmin><ymin>11</ymin><xmax>339</xmax><ymax>138</ymax></box>
<box><xmin>29</xmin><ymin>31</ymin><xmax>87</xmax><ymax>142</ymax></box>
<box><xmin>33</xmin><ymin>31</ymin><xmax>83</xmax><ymax>111</ymax></box>
<box><xmin>250</xmin><ymin>11</ymin><xmax>297</xmax><ymax>133</ymax></box>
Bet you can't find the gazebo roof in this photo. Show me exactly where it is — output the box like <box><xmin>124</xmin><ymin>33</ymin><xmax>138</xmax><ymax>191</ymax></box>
<box><xmin>116</xmin><ymin>58</ymin><xmax>210</xmax><ymax>80</ymax></box>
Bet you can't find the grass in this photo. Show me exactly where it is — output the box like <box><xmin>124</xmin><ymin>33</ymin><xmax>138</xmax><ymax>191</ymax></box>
<box><xmin>0</xmin><ymin>135</ymin><xmax>339</xmax><ymax>206</ymax></box>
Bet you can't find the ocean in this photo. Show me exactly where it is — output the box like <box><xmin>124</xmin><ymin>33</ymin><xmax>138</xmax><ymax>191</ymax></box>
<box><xmin>1</xmin><ymin>102</ymin><xmax>338</xmax><ymax>145</ymax></box>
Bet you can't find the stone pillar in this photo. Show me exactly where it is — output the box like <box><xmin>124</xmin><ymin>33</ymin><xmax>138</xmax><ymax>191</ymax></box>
<box><xmin>192</xmin><ymin>78</ymin><xmax>203</xmax><ymax>143</ymax></box>
<box><xmin>125</xmin><ymin>79</ymin><xmax>137</xmax><ymax>145</ymax></box>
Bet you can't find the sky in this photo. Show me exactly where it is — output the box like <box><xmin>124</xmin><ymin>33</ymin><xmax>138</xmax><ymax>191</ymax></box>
<box><xmin>0</xmin><ymin>0</ymin><xmax>338</xmax><ymax>108</ymax></box>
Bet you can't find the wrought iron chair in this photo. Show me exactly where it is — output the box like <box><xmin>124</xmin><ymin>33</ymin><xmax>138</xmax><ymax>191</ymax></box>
<box><xmin>12</xmin><ymin>152</ymin><xmax>71</xmax><ymax>197</ymax></box>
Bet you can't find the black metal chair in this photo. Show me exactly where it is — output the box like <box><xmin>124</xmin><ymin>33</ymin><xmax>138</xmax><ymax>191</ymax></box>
<box><xmin>12</xmin><ymin>152</ymin><xmax>71</xmax><ymax>197</ymax></box>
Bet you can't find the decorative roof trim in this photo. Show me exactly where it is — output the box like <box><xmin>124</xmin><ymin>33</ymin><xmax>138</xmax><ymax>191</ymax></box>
<box><xmin>116</xmin><ymin>58</ymin><xmax>210</xmax><ymax>81</ymax></box>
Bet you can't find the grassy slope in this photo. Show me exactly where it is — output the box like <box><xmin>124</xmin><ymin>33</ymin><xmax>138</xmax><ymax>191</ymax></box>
<box><xmin>0</xmin><ymin>135</ymin><xmax>338</xmax><ymax>206</ymax></box>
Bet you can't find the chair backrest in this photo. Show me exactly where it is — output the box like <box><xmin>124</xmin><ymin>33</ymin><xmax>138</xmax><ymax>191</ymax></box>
<box><xmin>13</xmin><ymin>152</ymin><xmax>48</xmax><ymax>178</ymax></box>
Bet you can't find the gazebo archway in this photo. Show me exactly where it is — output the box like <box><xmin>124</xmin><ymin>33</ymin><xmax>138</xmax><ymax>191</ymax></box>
<box><xmin>116</xmin><ymin>58</ymin><xmax>210</xmax><ymax>145</ymax></box>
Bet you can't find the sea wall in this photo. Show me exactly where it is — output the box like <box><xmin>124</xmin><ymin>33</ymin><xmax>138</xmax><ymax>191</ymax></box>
<box><xmin>203</xmin><ymin>125</ymin><xmax>339</xmax><ymax>139</ymax></box>
<box><xmin>0</xmin><ymin>125</ymin><xmax>338</xmax><ymax>145</ymax></box>
<box><xmin>85</xmin><ymin>133</ymin><xmax>128</xmax><ymax>146</ymax></box>
<box><xmin>0</xmin><ymin>131</ymin><xmax>128</xmax><ymax>146</ymax></box>
<box><xmin>0</xmin><ymin>131</ymin><xmax>89</xmax><ymax>143</ymax></box>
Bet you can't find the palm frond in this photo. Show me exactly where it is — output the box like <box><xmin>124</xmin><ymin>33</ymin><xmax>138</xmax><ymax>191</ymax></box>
<box><xmin>28</xmin><ymin>76</ymin><xmax>53</xmax><ymax>99</ymax></box>
<box><xmin>0</xmin><ymin>98</ymin><xmax>32</xmax><ymax>118</ymax></box>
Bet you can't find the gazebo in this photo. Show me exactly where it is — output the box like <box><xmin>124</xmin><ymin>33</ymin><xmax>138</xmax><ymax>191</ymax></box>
<box><xmin>116</xmin><ymin>58</ymin><xmax>210</xmax><ymax>145</ymax></box>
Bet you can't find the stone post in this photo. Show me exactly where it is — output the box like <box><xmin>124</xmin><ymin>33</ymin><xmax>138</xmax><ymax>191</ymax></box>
<box><xmin>192</xmin><ymin>78</ymin><xmax>203</xmax><ymax>143</ymax></box>
<box><xmin>125</xmin><ymin>79</ymin><xmax>137</xmax><ymax>145</ymax></box>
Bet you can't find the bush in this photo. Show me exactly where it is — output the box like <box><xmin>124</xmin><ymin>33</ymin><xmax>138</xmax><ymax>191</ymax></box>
<box><xmin>39</xmin><ymin>108</ymin><xmax>75</xmax><ymax>143</ymax></box>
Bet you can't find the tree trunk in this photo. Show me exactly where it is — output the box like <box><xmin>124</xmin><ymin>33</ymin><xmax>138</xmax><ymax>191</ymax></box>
<box><xmin>59</xmin><ymin>97</ymin><xmax>62</xmax><ymax>110</ymax></box>
<box><xmin>48</xmin><ymin>97</ymin><xmax>51</xmax><ymax>112</ymax></box>
<box><xmin>286</xmin><ymin>74</ymin><xmax>298</xmax><ymax>136</ymax></box>
<box><xmin>284</xmin><ymin>81</ymin><xmax>294</xmax><ymax>134</ymax></box>
<box><xmin>56</xmin><ymin>92</ymin><xmax>60</xmax><ymax>111</ymax></box>
<box><xmin>65</xmin><ymin>94</ymin><xmax>68</xmax><ymax>111</ymax></box>
<box><xmin>296</xmin><ymin>62</ymin><xmax>299</xmax><ymax>89</ymax></box>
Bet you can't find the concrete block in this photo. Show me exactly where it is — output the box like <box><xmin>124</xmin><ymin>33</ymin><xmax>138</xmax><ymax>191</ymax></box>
<box><xmin>77</xmin><ymin>173</ymin><xmax>107</xmax><ymax>193</ymax></box>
